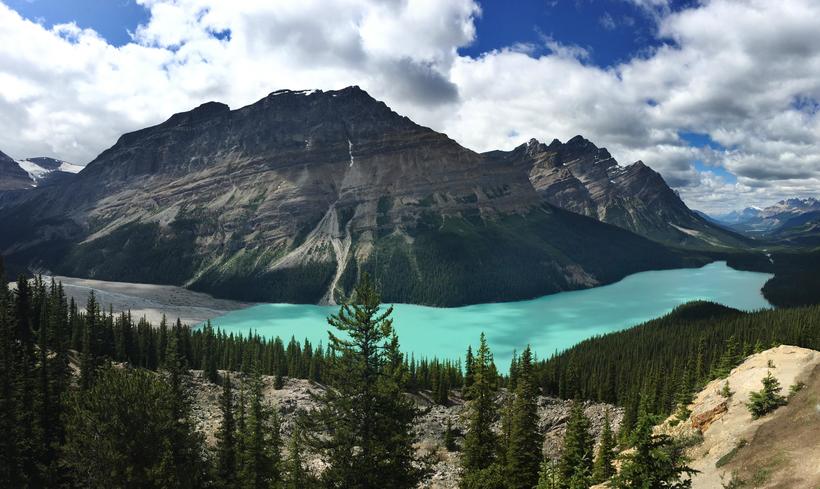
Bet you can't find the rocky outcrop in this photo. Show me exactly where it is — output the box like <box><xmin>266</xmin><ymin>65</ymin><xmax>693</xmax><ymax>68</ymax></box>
<box><xmin>188</xmin><ymin>372</ymin><xmax>622</xmax><ymax>489</ymax></box>
<box><xmin>659</xmin><ymin>345</ymin><xmax>820</xmax><ymax>489</ymax></box>
<box><xmin>485</xmin><ymin>137</ymin><xmax>748</xmax><ymax>248</ymax></box>
<box><xmin>0</xmin><ymin>149</ymin><xmax>33</xmax><ymax>191</ymax></box>
<box><xmin>0</xmin><ymin>87</ymin><xmax>689</xmax><ymax>305</ymax></box>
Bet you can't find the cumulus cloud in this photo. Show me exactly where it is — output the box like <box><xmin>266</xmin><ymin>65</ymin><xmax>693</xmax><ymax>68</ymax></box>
<box><xmin>0</xmin><ymin>0</ymin><xmax>819</xmax><ymax>213</ymax></box>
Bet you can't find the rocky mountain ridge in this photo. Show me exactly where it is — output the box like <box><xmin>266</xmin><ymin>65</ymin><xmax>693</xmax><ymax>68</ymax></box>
<box><xmin>485</xmin><ymin>137</ymin><xmax>748</xmax><ymax>248</ymax></box>
<box><xmin>0</xmin><ymin>87</ymin><xmax>721</xmax><ymax>305</ymax></box>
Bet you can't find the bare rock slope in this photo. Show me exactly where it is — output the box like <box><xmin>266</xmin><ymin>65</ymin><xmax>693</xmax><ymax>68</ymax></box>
<box><xmin>484</xmin><ymin>137</ymin><xmax>748</xmax><ymax>249</ymax></box>
<box><xmin>661</xmin><ymin>345</ymin><xmax>820</xmax><ymax>489</ymax></box>
<box><xmin>189</xmin><ymin>373</ymin><xmax>622</xmax><ymax>489</ymax></box>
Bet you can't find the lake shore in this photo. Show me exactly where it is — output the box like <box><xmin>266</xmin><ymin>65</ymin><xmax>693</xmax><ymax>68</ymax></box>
<box><xmin>11</xmin><ymin>276</ymin><xmax>252</xmax><ymax>326</ymax></box>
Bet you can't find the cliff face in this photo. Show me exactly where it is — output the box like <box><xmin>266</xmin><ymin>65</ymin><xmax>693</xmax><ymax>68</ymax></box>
<box><xmin>486</xmin><ymin>137</ymin><xmax>748</xmax><ymax>248</ymax></box>
<box><xmin>0</xmin><ymin>88</ymin><xmax>694</xmax><ymax>305</ymax></box>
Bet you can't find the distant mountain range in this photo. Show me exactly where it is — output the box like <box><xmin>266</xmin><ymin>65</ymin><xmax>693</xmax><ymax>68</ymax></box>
<box><xmin>0</xmin><ymin>150</ymin><xmax>82</xmax><ymax>190</ymax></box>
<box><xmin>710</xmin><ymin>198</ymin><xmax>820</xmax><ymax>244</ymax></box>
<box><xmin>0</xmin><ymin>87</ymin><xmax>742</xmax><ymax>305</ymax></box>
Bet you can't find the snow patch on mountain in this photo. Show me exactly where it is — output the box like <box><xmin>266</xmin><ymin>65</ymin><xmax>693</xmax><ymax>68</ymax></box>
<box><xmin>16</xmin><ymin>158</ymin><xmax>82</xmax><ymax>186</ymax></box>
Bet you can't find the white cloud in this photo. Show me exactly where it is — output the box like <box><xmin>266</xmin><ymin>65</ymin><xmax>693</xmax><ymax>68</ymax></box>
<box><xmin>0</xmin><ymin>0</ymin><xmax>819</xmax><ymax>213</ymax></box>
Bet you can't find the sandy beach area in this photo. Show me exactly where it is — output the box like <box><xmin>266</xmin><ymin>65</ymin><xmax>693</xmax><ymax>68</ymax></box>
<box><xmin>11</xmin><ymin>276</ymin><xmax>252</xmax><ymax>326</ymax></box>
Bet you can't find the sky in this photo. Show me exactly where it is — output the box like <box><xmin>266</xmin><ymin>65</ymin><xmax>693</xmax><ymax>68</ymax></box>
<box><xmin>0</xmin><ymin>0</ymin><xmax>818</xmax><ymax>214</ymax></box>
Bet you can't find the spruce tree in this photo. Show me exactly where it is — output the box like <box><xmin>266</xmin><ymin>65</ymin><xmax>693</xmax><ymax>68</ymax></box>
<box><xmin>436</xmin><ymin>369</ymin><xmax>450</xmax><ymax>405</ymax></box>
<box><xmin>611</xmin><ymin>406</ymin><xmax>696</xmax><ymax>489</ymax></box>
<box><xmin>506</xmin><ymin>346</ymin><xmax>542</xmax><ymax>489</ymax></box>
<box><xmin>592</xmin><ymin>409</ymin><xmax>616</xmax><ymax>484</ymax></box>
<box><xmin>747</xmin><ymin>371</ymin><xmax>787</xmax><ymax>419</ymax></box>
<box><xmin>215</xmin><ymin>373</ymin><xmax>237</xmax><ymax>488</ymax></box>
<box><xmin>464</xmin><ymin>345</ymin><xmax>475</xmax><ymax>396</ymax></box>
<box><xmin>285</xmin><ymin>423</ymin><xmax>315</xmax><ymax>489</ymax></box>
<box><xmin>238</xmin><ymin>364</ymin><xmax>282</xmax><ymax>489</ymax></box>
<box><xmin>460</xmin><ymin>332</ymin><xmax>504</xmax><ymax>489</ymax></box>
<box><xmin>712</xmin><ymin>335</ymin><xmax>739</xmax><ymax>378</ymax></box>
<box><xmin>64</xmin><ymin>367</ymin><xmax>207</xmax><ymax>489</ymax></box>
<box><xmin>203</xmin><ymin>321</ymin><xmax>219</xmax><ymax>383</ymax></box>
<box><xmin>0</xmin><ymin>262</ymin><xmax>22</xmax><ymax>487</ymax></box>
<box><xmin>536</xmin><ymin>459</ymin><xmax>560</xmax><ymax>489</ymax></box>
<box><xmin>160</xmin><ymin>332</ymin><xmax>207</xmax><ymax>488</ymax></box>
<box><xmin>556</xmin><ymin>402</ymin><xmax>594</xmax><ymax>489</ymax></box>
<box><xmin>307</xmin><ymin>274</ymin><xmax>423</xmax><ymax>489</ymax></box>
<box><xmin>720</xmin><ymin>380</ymin><xmax>734</xmax><ymax>399</ymax></box>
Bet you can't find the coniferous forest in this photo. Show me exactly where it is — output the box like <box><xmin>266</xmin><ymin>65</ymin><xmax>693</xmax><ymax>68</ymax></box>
<box><xmin>2</xmin><ymin>253</ymin><xmax>819</xmax><ymax>488</ymax></box>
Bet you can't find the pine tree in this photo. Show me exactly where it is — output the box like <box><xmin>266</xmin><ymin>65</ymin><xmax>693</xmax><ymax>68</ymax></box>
<box><xmin>556</xmin><ymin>402</ymin><xmax>594</xmax><ymax>489</ymax></box>
<box><xmin>592</xmin><ymin>409</ymin><xmax>616</xmax><ymax>484</ymax></box>
<box><xmin>747</xmin><ymin>371</ymin><xmax>787</xmax><ymax>419</ymax></box>
<box><xmin>307</xmin><ymin>274</ymin><xmax>424</xmax><ymax>489</ymax></box>
<box><xmin>506</xmin><ymin>346</ymin><xmax>542</xmax><ymax>489</ymax></box>
<box><xmin>215</xmin><ymin>373</ymin><xmax>237</xmax><ymax>488</ymax></box>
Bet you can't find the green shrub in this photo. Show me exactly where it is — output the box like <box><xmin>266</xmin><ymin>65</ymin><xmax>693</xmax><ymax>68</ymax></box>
<box><xmin>747</xmin><ymin>372</ymin><xmax>787</xmax><ymax>419</ymax></box>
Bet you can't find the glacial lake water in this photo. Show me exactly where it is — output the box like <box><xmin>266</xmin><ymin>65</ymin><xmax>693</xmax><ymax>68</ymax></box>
<box><xmin>207</xmin><ymin>262</ymin><xmax>773</xmax><ymax>369</ymax></box>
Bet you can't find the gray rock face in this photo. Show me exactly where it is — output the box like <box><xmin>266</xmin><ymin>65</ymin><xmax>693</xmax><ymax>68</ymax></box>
<box><xmin>486</xmin><ymin>136</ymin><xmax>748</xmax><ymax>248</ymax></box>
<box><xmin>0</xmin><ymin>150</ymin><xmax>33</xmax><ymax>191</ymax></box>
<box><xmin>0</xmin><ymin>87</ymin><xmax>691</xmax><ymax>305</ymax></box>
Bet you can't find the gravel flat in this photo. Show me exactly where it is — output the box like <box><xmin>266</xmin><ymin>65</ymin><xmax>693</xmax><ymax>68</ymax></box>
<box><xmin>17</xmin><ymin>275</ymin><xmax>252</xmax><ymax>326</ymax></box>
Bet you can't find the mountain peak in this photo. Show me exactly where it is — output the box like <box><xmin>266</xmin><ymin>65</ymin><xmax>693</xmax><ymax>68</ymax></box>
<box><xmin>566</xmin><ymin>135</ymin><xmax>596</xmax><ymax>148</ymax></box>
<box><xmin>165</xmin><ymin>101</ymin><xmax>230</xmax><ymax>126</ymax></box>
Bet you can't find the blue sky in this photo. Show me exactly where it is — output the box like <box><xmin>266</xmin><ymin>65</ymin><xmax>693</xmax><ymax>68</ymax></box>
<box><xmin>1</xmin><ymin>0</ymin><xmax>818</xmax><ymax>213</ymax></box>
<box><xmin>6</xmin><ymin>0</ymin><xmax>148</xmax><ymax>46</ymax></box>
<box><xmin>461</xmin><ymin>0</ymin><xmax>667</xmax><ymax>66</ymax></box>
<box><xmin>8</xmin><ymin>0</ymin><xmax>686</xmax><ymax>64</ymax></box>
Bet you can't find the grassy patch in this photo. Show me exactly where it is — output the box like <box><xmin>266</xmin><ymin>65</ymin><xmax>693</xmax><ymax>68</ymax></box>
<box><xmin>716</xmin><ymin>439</ymin><xmax>747</xmax><ymax>468</ymax></box>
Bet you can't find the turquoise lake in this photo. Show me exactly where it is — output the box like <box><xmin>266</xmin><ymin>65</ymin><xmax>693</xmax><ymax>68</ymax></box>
<box><xmin>207</xmin><ymin>262</ymin><xmax>773</xmax><ymax>369</ymax></box>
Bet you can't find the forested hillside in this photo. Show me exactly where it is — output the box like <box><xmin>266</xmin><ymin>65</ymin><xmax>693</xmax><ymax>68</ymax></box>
<box><xmin>537</xmin><ymin>301</ymin><xmax>820</xmax><ymax>436</ymax></box>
